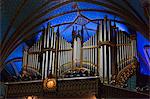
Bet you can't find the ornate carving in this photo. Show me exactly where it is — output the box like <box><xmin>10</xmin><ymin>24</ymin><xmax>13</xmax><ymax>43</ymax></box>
<box><xmin>115</xmin><ymin>60</ymin><xmax>138</xmax><ymax>87</ymax></box>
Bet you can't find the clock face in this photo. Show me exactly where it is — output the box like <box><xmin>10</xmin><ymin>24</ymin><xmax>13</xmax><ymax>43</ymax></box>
<box><xmin>44</xmin><ymin>78</ymin><xmax>56</xmax><ymax>90</ymax></box>
<box><xmin>46</xmin><ymin>80</ymin><xmax>56</xmax><ymax>89</ymax></box>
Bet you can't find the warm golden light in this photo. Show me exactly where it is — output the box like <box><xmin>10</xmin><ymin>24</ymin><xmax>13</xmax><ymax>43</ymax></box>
<box><xmin>43</xmin><ymin>78</ymin><xmax>56</xmax><ymax>90</ymax></box>
<box><xmin>84</xmin><ymin>94</ymin><xmax>97</xmax><ymax>99</ymax></box>
<box><xmin>26</xmin><ymin>96</ymin><xmax>38</xmax><ymax>99</ymax></box>
<box><xmin>90</xmin><ymin>95</ymin><xmax>96</xmax><ymax>99</ymax></box>
<box><xmin>27</xmin><ymin>96</ymin><xmax>32</xmax><ymax>99</ymax></box>
<box><xmin>46</xmin><ymin>80</ymin><xmax>55</xmax><ymax>88</ymax></box>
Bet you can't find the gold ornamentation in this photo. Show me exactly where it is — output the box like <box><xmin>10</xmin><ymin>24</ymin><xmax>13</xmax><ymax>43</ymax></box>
<box><xmin>43</xmin><ymin>78</ymin><xmax>56</xmax><ymax>91</ymax></box>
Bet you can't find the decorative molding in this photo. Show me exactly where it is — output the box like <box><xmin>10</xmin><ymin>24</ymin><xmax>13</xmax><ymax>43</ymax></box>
<box><xmin>115</xmin><ymin>60</ymin><xmax>138</xmax><ymax>87</ymax></box>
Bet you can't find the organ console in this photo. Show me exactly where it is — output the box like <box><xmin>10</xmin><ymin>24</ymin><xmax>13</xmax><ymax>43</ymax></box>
<box><xmin>22</xmin><ymin>16</ymin><xmax>137</xmax><ymax>84</ymax></box>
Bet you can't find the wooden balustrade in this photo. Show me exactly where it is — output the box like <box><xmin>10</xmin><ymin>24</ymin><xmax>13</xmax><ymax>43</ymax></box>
<box><xmin>5</xmin><ymin>77</ymin><xmax>100</xmax><ymax>98</ymax></box>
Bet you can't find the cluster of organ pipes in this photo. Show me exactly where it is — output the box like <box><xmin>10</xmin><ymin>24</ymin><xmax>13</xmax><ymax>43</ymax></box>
<box><xmin>82</xmin><ymin>33</ymin><xmax>98</xmax><ymax>75</ymax></box>
<box><xmin>23</xmin><ymin>40</ymin><xmax>42</xmax><ymax>74</ymax></box>
<box><xmin>41</xmin><ymin>24</ymin><xmax>72</xmax><ymax>79</ymax></box>
<box><xmin>23</xmin><ymin>16</ymin><xmax>137</xmax><ymax>83</ymax></box>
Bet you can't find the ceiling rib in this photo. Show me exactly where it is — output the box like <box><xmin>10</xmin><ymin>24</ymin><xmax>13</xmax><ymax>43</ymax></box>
<box><xmin>1</xmin><ymin>0</ymin><xmax>53</xmax><ymax>49</ymax></box>
<box><xmin>2</xmin><ymin>0</ymin><xmax>28</xmax><ymax>45</ymax></box>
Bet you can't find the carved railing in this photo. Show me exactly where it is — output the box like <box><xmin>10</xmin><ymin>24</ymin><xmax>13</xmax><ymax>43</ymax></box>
<box><xmin>115</xmin><ymin>58</ymin><xmax>138</xmax><ymax>87</ymax></box>
<box><xmin>57</xmin><ymin>77</ymin><xmax>99</xmax><ymax>97</ymax></box>
<box><xmin>5</xmin><ymin>77</ymin><xmax>100</xmax><ymax>98</ymax></box>
<box><xmin>5</xmin><ymin>80</ymin><xmax>43</xmax><ymax>97</ymax></box>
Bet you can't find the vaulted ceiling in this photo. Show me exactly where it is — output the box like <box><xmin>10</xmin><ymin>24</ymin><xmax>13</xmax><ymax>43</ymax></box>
<box><xmin>0</xmin><ymin>0</ymin><xmax>149</xmax><ymax>71</ymax></box>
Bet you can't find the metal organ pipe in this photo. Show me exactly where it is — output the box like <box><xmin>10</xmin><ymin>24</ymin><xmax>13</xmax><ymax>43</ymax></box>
<box><xmin>122</xmin><ymin>33</ymin><xmax>125</xmax><ymax>68</ymax></box>
<box><xmin>103</xmin><ymin>16</ymin><xmax>107</xmax><ymax>83</ymax></box>
<box><xmin>99</xmin><ymin>20</ymin><xmax>103</xmax><ymax>79</ymax></box>
<box><xmin>29</xmin><ymin>48</ymin><xmax>31</xmax><ymax>68</ymax></box>
<box><xmin>118</xmin><ymin>30</ymin><xmax>121</xmax><ymax>70</ymax></box>
<box><xmin>118</xmin><ymin>28</ymin><xmax>121</xmax><ymax>71</ymax></box>
<box><xmin>125</xmin><ymin>35</ymin><xmax>128</xmax><ymax>65</ymax></box>
<box><xmin>44</xmin><ymin>28</ymin><xmax>48</xmax><ymax>79</ymax></box>
<box><xmin>116</xmin><ymin>27</ymin><xmax>119</xmax><ymax>72</ymax></box>
<box><xmin>33</xmin><ymin>46</ymin><xmax>35</xmax><ymax>69</ymax></box>
<box><xmin>101</xmin><ymin>20</ymin><xmax>105</xmax><ymax>83</ymax></box>
<box><xmin>125</xmin><ymin>34</ymin><xmax>128</xmax><ymax>67</ymax></box>
<box><xmin>34</xmin><ymin>46</ymin><xmax>36</xmax><ymax>69</ymax></box>
<box><xmin>38</xmin><ymin>40</ymin><xmax>42</xmax><ymax>72</ymax></box>
<box><xmin>53</xmin><ymin>33</ymin><xmax>56</xmax><ymax>75</ymax></box>
<box><xmin>111</xmin><ymin>24</ymin><xmax>117</xmax><ymax>76</ymax></box>
<box><xmin>87</xmin><ymin>38</ymin><xmax>89</xmax><ymax>69</ymax></box>
<box><xmin>23</xmin><ymin>48</ymin><xmax>28</xmax><ymax>72</ymax></box>
<box><xmin>48</xmin><ymin>25</ymin><xmax>52</xmax><ymax>76</ymax></box>
<box><xmin>90</xmin><ymin>36</ymin><xmax>92</xmax><ymax>72</ymax></box>
<box><xmin>91</xmin><ymin>36</ymin><xmax>94</xmax><ymax>72</ymax></box>
<box><xmin>30</xmin><ymin>52</ymin><xmax>32</xmax><ymax>69</ymax></box>
<box><xmin>122</xmin><ymin>32</ymin><xmax>124</xmax><ymax>68</ymax></box>
<box><xmin>47</xmin><ymin>24</ymin><xmax>50</xmax><ymax>77</ymax></box>
<box><xmin>42</xmin><ymin>28</ymin><xmax>46</xmax><ymax>79</ymax></box>
<box><xmin>120</xmin><ymin>32</ymin><xmax>122</xmax><ymax>69</ymax></box>
<box><xmin>128</xmin><ymin>38</ymin><xmax>131</xmax><ymax>63</ymax></box>
<box><xmin>124</xmin><ymin>33</ymin><xmax>127</xmax><ymax>67</ymax></box>
<box><xmin>129</xmin><ymin>38</ymin><xmax>132</xmax><ymax>62</ymax></box>
<box><xmin>63</xmin><ymin>40</ymin><xmax>66</xmax><ymax>74</ymax></box>
<box><xmin>44</xmin><ymin>24</ymin><xmax>49</xmax><ymax>78</ymax></box>
<box><xmin>62</xmin><ymin>39</ymin><xmax>64</xmax><ymax>73</ymax></box>
<box><xmin>51</xmin><ymin>28</ymin><xmax>55</xmax><ymax>76</ymax></box>
<box><xmin>58</xmin><ymin>36</ymin><xmax>61</xmax><ymax>76</ymax></box>
<box><xmin>108</xmin><ymin>20</ymin><xmax>112</xmax><ymax>82</ymax></box>
<box><xmin>123</xmin><ymin>33</ymin><xmax>125</xmax><ymax>67</ymax></box>
<box><xmin>50</xmin><ymin>27</ymin><xmax>54</xmax><ymax>75</ymax></box>
<box><xmin>127</xmin><ymin>36</ymin><xmax>129</xmax><ymax>65</ymax></box>
<box><xmin>34</xmin><ymin>44</ymin><xmax>36</xmax><ymax>69</ymax></box>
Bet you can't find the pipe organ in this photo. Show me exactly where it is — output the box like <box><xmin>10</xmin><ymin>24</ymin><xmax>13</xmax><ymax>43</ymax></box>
<box><xmin>23</xmin><ymin>17</ymin><xmax>137</xmax><ymax>83</ymax></box>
